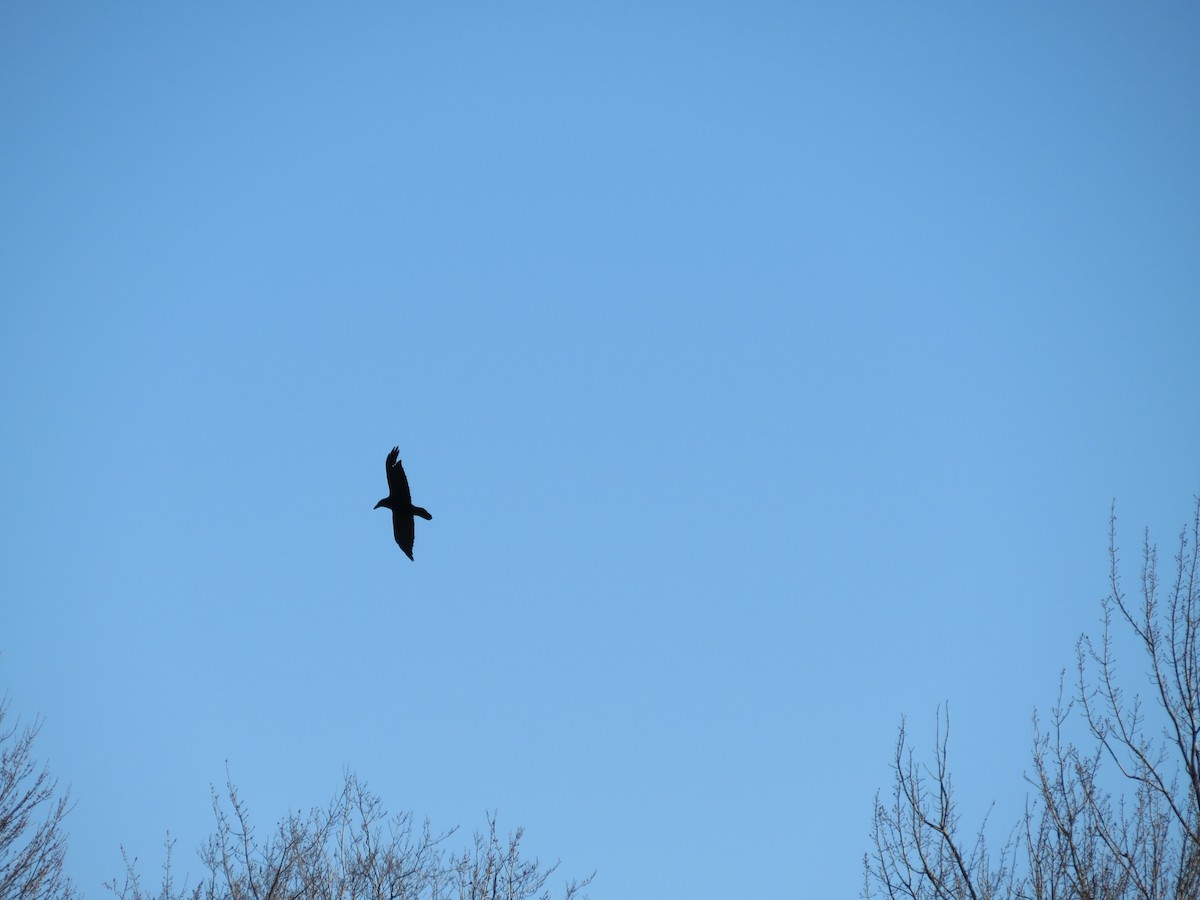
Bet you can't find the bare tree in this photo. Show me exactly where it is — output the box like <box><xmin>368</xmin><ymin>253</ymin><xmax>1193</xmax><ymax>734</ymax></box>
<box><xmin>866</xmin><ymin>709</ymin><xmax>1016</xmax><ymax>900</ymax></box>
<box><xmin>0</xmin><ymin>696</ymin><xmax>76</xmax><ymax>900</ymax></box>
<box><xmin>107</xmin><ymin>772</ymin><xmax>592</xmax><ymax>900</ymax></box>
<box><xmin>865</xmin><ymin>497</ymin><xmax>1200</xmax><ymax>900</ymax></box>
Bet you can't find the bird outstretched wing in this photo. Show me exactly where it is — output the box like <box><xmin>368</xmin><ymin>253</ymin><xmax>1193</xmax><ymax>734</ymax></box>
<box><xmin>393</xmin><ymin>510</ymin><xmax>416</xmax><ymax>561</ymax></box>
<box><xmin>385</xmin><ymin>446</ymin><xmax>412</xmax><ymax>505</ymax></box>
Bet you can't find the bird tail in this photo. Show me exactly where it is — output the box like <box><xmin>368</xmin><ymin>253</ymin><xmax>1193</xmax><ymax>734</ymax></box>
<box><xmin>412</xmin><ymin>506</ymin><xmax>432</xmax><ymax>520</ymax></box>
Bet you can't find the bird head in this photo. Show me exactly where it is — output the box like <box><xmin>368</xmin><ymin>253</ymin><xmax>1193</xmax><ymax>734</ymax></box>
<box><xmin>374</xmin><ymin>498</ymin><xmax>388</xmax><ymax>510</ymax></box>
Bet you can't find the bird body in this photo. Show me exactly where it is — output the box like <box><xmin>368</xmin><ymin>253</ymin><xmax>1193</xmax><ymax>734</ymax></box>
<box><xmin>375</xmin><ymin>447</ymin><xmax>431</xmax><ymax>560</ymax></box>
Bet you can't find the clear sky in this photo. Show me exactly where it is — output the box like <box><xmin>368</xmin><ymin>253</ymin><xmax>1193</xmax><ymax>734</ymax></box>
<box><xmin>2</xmin><ymin>4</ymin><xmax>1198</xmax><ymax>898</ymax></box>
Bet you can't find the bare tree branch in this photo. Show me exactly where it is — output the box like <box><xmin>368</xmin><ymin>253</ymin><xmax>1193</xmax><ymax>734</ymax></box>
<box><xmin>866</xmin><ymin>496</ymin><xmax>1200</xmax><ymax>900</ymax></box>
<box><xmin>0</xmin><ymin>696</ymin><xmax>76</xmax><ymax>900</ymax></box>
<box><xmin>107</xmin><ymin>772</ymin><xmax>592</xmax><ymax>900</ymax></box>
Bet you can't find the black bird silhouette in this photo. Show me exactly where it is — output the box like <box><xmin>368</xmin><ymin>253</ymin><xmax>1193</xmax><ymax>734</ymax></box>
<box><xmin>374</xmin><ymin>447</ymin><xmax>432</xmax><ymax>560</ymax></box>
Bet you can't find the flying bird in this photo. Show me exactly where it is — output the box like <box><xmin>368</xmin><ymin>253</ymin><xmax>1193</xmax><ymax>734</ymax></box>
<box><xmin>374</xmin><ymin>447</ymin><xmax>432</xmax><ymax>560</ymax></box>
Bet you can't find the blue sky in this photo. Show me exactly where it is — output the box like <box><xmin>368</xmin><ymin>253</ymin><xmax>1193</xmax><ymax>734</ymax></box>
<box><xmin>2</xmin><ymin>4</ymin><xmax>1198</xmax><ymax>898</ymax></box>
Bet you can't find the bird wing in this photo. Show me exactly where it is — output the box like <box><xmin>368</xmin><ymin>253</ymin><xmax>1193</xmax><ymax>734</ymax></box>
<box><xmin>385</xmin><ymin>446</ymin><xmax>412</xmax><ymax>505</ymax></box>
<box><xmin>392</xmin><ymin>510</ymin><xmax>416</xmax><ymax>560</ymax></box>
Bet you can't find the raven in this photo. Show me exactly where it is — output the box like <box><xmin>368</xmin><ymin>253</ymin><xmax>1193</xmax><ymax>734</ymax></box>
<box><xmin>374</xmin><ymin>447</ymin><xmax>432</xmax><ymax>560</ymax></box>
